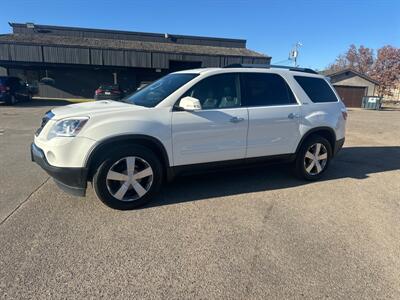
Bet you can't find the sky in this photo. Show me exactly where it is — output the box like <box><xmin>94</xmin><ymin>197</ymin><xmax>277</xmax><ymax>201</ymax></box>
<box><xmin>0</xmin><ymin>0</ymin><xmax>399</xmax><ymax>70</ymax></box>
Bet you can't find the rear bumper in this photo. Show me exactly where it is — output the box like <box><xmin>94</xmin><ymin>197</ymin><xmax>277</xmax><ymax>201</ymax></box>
<box><xmin>94</xmin><ymin>94</ymin><xmax>122</xmax><ymax>100</ymax></box>
<box><xmin>31</xmin><ymin>143</ymin><xmax>87</xmax><ymax>196</ymax></box>
<box><xmin>334</xmin><ymin>138</ymin><xmax>345</xmax><ymax>156</ymax></box>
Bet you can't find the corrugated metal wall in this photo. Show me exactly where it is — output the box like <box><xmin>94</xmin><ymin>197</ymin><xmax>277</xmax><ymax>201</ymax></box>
<box><xmin>43</xmin><ymin>46</ymin><xmax>90</xmax><ymax>64</ymax></box>
<box><xmin>0</xmin><ymin>44</ymin><xmax>9</xmax><ymax>60</ymax></box>
<box><xmin>9</xmin><ymin>44</ymin><xmax>42</xmax><ymax>62</ymax></box>
<box><xmin>0</xmin><ymin>42</ymin><xmax>270</xmax><ymax>68</ymax></box>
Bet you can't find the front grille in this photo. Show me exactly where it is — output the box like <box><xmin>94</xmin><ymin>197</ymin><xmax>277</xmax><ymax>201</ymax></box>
<box><xmin>35</xmin><ymin>110</ymin><xmax>54</xmax><ymax>136</ymax></box>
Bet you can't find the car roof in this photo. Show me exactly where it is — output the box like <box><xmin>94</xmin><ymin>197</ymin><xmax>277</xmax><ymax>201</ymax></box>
<box><xmin>174</xmin><ymin>68</ymin><xmax>220</xmax><ymax>74</ymax></box>
<box><xmin>173</xmin><ymin>67</ymin><xmax>324</xmax><ymax>79</ymax></box>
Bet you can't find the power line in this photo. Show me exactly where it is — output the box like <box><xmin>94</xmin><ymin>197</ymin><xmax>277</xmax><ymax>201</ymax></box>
<box><xmin>272</xmin><ymin>58</ymin><xmax>291</xmax><ymax>65</ymax></box>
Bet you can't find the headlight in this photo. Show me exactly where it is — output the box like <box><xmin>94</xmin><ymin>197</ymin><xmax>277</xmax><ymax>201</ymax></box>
<box><xmin>49</xmin><ymin>117</ymin><xmax>89</xmax><ymax>137</ymax></box>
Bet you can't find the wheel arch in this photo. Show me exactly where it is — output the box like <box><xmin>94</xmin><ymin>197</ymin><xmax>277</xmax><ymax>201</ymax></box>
<box><xmin>296</xmin><ymin>127</ymin><xmax>337</xmax><ymax>155</ymax></box>
<box><xmin>85</xmin><ymin>134</ymin><xmax>171</xmax><ymax>181</ymax></box>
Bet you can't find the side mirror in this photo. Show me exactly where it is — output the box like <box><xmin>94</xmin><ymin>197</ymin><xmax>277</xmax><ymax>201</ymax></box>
<box><xmin>179</xmin><ymin>96</ymin><xmax>202</xmax><ymax>111</ymax></box>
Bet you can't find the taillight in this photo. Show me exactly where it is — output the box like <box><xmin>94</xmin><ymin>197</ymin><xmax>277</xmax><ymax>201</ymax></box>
<box><xmin>342</xmin><ymin>111</ymin><xmax>348</xmax><ymax>120</ymax></box>
<box><xmin>95</xmin><ymin>89</ymin><xmax>103</xmax><ymax>95</ymax></box>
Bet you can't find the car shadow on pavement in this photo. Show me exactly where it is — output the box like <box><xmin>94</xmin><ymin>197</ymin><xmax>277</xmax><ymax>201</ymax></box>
<box><xmin>148</xmin><ymin>146</ymin><xmax>400</xmax><ymax>208</ymax></box>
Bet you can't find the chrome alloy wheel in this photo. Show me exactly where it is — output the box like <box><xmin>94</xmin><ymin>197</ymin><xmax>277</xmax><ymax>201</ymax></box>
<box><xmin>106</xmin><ymin>156</ymin><xmax>153</xmax><ymax>202</ymax></box>
<box><xmin>304</xmin><ymin>143</ymin><xmax>328</xmax><ymax>176</ymax></box>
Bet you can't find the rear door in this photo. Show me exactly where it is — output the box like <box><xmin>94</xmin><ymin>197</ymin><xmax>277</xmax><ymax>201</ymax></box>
<box><xmin>172</xmin><ymin>73</ymin><xmax>248</xmax><ymax>166</ymax></box>
<box><xmin>240</xmin><ymin>72</ymin><xmax>301</xmax><ymax>158</ymax></box>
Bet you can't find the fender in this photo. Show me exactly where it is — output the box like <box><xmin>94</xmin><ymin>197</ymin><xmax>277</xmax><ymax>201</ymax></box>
<box><xmin>85</xmin><ymin>134</ymin><xmax>171</xmax><ymax>179</ymax></box>
<box><xmin>295</xmin><ymin>126</ymin><xmax>337</xmax><ymax>154</ymax></box>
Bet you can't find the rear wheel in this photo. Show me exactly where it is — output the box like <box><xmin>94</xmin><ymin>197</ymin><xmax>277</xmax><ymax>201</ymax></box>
<box><xmin>93</xmin><ymin>145</ymin><xmax>163</xmax><ymax>210</ymax></box>
<box><xmin>295</xmin><ymin>135</ymin><xmax>332</xmax><ymax>180</ymax></box>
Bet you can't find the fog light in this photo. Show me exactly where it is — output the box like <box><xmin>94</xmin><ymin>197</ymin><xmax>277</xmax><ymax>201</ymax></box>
<box><xmin>46</xmin><ymin>151</ymin><xmax>56</xmax><ymax>163</ymax></box>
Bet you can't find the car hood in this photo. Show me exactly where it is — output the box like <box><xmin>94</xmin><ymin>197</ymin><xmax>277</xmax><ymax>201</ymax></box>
<box><xmin>50</xmin><ymin>100</ymin><xmax>145</xmax><ymax>120</ymax></box>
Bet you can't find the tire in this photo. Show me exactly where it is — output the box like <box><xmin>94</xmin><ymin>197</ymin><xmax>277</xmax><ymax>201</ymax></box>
<box><xmin>5</xmin><ymin>95</ymin><xmax>17</xmax><ymax>106</ymax></box>
<box><xmin>294</xmin><ymin>135</ymin><xmax>332</xmax><ymax>180</ymax></box>
<box><xmin>93</xmin><ymin>145</ymin><xmax>163</xmax><ymax>210</ymax></box>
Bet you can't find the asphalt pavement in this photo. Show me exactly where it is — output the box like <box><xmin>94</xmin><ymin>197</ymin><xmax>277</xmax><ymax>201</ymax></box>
<box><xmin>0</xmin><ymin>101</ymin><xmax>399</xmax><ymax>299</ymax></box>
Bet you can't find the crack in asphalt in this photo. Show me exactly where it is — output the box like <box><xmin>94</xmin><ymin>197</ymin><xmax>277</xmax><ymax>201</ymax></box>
<box><xmin>245</xmin><ymin>200</ymin><xmax>276</xmax><ymax>295</ymax></box>
<box><xmin>0</xmin><ymin>177</ymin><xmax>50</xmax><ymax>226</ymax></box>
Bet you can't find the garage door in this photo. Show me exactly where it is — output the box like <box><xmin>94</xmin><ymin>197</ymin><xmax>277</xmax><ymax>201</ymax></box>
<box><xmin>334</xmin><ymin>86</ymin><xmax>366</xmax><ymax>108</ymax></box>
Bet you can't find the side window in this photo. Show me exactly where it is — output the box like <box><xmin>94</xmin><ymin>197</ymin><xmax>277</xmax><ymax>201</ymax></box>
<box><xmin>183</xmin><ymin>73</ymin><xmax>240</xmax><ymax>109</ymax></box>
<box><xmin>294</xmin><ymin>76</ymin><xmax>338</xmax><ymax>103</ymax></box>
<box><xmin>240</xmin><ymin>73</ymin><xmax>297</xmax><ymax>107</ymax></box>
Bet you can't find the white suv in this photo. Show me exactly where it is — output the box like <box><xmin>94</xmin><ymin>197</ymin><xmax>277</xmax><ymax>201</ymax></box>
<box><xmin>31</xmin><ymin>65</ymin><xmax>347</xmax><ymax>209</ymax></box>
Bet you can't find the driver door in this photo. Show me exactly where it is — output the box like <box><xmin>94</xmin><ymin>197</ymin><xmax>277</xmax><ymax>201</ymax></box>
<box><xmin>171</xmin><ymin>73</ymin><xmax>248</xmax><ymax>166</ymax></box>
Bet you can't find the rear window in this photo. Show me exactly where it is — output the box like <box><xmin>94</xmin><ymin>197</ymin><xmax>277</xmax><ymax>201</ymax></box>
<box><xmin>294</xmin><ymin>76</ymin><xmax>338</xmax><ymax>103</ymax></box>
<box><xmin>99</xmin><ymin>85</ymin><xmax>119</xmax><ymax>90</ymax></box>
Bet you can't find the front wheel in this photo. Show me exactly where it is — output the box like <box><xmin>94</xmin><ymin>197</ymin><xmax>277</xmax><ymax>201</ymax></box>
<box><xmin>294</xmin><ymin>135</ymin><xmax>332</xmax><ymax>180</ymax></box>
<box><xmin>93</xmin><ymin>145</ymin><xmax>163</xmax><ymax>210</ymax></box>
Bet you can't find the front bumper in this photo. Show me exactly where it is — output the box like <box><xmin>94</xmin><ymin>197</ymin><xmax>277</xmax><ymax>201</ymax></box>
<box><xmin>31</xmin><ymin>143</ymin><xmax>88</xmax><ymax>196</ymax></box>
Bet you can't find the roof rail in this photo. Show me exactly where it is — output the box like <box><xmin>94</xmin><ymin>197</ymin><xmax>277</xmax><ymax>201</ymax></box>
<box><xmin>223</xmin><ymin>63</ymin><xmax>318</xmax><ymax>74</ymax></box>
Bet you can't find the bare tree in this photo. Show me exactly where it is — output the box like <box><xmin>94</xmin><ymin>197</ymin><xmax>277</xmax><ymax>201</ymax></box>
<box><xmin>326</xmin><ymin>44</ymin><xmax>400</xmax><ymax>98</ymax></box>
<box><xmin>370</xmin><ymin>46</ymin><xmax>400</xmax><ymax>97</ymax></box>
<box><xmin>326</xmin><ymin>44</ymin><xmax>374</xmax><ymax>74</ymax></box>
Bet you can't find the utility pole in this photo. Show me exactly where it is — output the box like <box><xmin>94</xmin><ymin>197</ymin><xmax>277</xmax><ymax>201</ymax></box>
<box><xmin>289</xmin><ymin>42</ymin><xmax>303</xmax><ymax>67</ymax></box>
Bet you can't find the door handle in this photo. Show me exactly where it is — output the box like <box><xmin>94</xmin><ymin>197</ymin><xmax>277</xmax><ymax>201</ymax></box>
<box><xmin>230</xmin><ymin>116</ymin><xmax>245</xmax><ymax>123</ymax></box>
<box><xmin>288</xmin><ymin>113</ymin><xmax>300</xmax><ymax>119</ymax></box>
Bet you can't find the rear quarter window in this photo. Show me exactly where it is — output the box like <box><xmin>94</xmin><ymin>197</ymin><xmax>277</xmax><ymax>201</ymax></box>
<box><xmin>294</xmin><ymin>76</ymin><xmax>338</xmax><ymax>103</ymax></box>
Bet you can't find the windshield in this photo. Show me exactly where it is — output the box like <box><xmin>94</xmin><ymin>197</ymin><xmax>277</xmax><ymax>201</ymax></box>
<box><xmin>121</xmin><ymin>73</ymin><xmax>198</xmax><ymax>107</ymax></box>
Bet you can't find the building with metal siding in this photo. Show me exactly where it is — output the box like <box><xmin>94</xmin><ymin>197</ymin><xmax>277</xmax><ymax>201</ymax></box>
<box><xmin>0</xmin><ymin>23</ymin><xmax>270</xmax><ymax>98</ymax></box>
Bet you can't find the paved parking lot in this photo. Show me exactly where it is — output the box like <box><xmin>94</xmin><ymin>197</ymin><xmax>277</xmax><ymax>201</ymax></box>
<box><xmin>0</xmin><ymin>101</ymin><xmax>399</xmax><ymax>299</ymax></box>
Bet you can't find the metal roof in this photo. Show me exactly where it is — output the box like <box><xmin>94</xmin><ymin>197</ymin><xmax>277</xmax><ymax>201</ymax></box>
<box><xmin>10</xmin><ymin>23</ymin><xmax>248</xmax><ymax>48</ymax></box>
<box><xmin>324</xmin><ymin>68</ymin><xmax>380</xmax><ymax>85</ymax></box>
